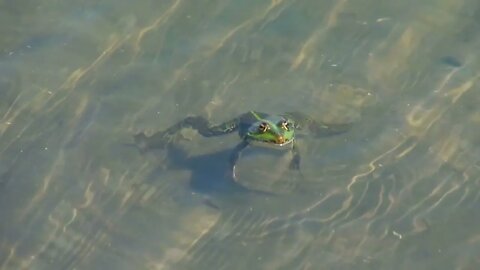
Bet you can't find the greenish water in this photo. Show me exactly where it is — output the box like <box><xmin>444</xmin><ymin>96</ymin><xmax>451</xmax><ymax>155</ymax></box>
<box><xmin>1</xmin><ymin>0</ymin><xmax>480</xmax><ymax>269</ymax></box>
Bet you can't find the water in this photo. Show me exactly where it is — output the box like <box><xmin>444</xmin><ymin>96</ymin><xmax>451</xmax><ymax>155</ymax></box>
<box><xmin>1</xmin><ymin>0</ymin><xmax>480</xmax><ymax>269</ymax></box>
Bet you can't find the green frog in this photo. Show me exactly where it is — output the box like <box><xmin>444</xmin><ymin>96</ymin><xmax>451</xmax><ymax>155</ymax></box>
<box><xmin>134</xmin><ymin>111</ymin><xmax>351</xmax><ymax>181</ymax></box>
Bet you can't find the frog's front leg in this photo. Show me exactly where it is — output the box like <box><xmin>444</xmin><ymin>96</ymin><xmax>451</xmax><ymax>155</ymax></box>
<box><xmin>290</xmin><ymin>143</ymin><xmax>301</xmax><ymax>170</ymax></box>
<box><xmin>229</xmin><ymin>140</ymin><xmax>249</xmax><ymax>180</ymax></box>
<box><xmin>134</xmin><ymin>116</ymin><xmax>238</xmax><ymax>151</ymax></box>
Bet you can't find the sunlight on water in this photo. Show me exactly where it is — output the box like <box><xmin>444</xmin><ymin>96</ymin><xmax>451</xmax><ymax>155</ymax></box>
<box><xmin>1</xmin><ymin>0</ymin><xmax>480</xmax><ymax>269</ymax></box>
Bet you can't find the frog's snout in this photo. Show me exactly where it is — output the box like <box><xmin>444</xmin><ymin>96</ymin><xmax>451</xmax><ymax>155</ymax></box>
<box><xmin>276</xmin><ymin>136</ymin><xmax>285</xmax><ymax>144</ymax></box>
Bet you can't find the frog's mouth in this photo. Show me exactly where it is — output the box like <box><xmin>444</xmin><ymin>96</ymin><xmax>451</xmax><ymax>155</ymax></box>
<box><xmin>248</xmin><ymin>136</ymin><xmax>294</xmax><ymax>149</ymax></box>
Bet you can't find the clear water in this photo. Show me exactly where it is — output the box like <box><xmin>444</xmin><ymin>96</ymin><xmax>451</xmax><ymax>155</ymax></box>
<box><xmin>1</xmin><ymin>0</ymin><xmax>480</xmax><ymax>269</ymax></box>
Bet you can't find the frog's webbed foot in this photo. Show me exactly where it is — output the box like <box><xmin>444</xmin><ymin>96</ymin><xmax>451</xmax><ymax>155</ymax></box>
<box><xmin>228</xmin><ymin>140</ymin><xmax>249</xmax><ymax>180</ymax></box>
<box><xmin>133</xmin><ymin>131</ymin><xmax>172</xmax><ymax>152</ymax></box>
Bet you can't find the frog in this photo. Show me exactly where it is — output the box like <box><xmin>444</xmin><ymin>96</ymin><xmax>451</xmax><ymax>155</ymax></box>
<box><xmin>134</xmin><ymin>111</ymin><xmax>352</xmax><ymax>182</ymax></box>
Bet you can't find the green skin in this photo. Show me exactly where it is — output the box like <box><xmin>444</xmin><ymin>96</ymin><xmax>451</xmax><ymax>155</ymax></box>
<box><xmin>134</xmin><ymin>111</ymin><xmax>351</xmax><ymax>179</ymax></box>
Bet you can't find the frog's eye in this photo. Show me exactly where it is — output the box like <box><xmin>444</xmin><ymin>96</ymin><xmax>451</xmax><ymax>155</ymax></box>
<box><xmin>258</xmin><ymin>122</ymin><xmax>269</xmax><ymax>133</ymax></box>
<box><xmin>278</xmin><ymin>120</ymin><xmax>290</xmax><ymax>131</ymax></box>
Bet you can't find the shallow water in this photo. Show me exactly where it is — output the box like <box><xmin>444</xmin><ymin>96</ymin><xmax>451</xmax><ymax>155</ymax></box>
<box><xmin>1</xmin><ymin>0</ymin><xmax>480</xmax><ymax>269</ymax></box>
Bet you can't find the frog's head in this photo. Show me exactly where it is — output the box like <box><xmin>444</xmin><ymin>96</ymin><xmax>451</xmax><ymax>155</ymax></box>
<box><xmin>245</xmin><ymin>116</ymin><xmax>295</xmax><ymax>147</ymax></box>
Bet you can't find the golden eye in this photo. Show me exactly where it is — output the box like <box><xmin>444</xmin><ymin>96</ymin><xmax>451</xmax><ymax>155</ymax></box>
<box><xmin>258</xmin><ymin>122</ymin><xmax>269</xmax><ymax>133</ymax></box>
<box><xmin>279</xmin><ymin>120</ymin><xmax>289</xmax><ymax>130</ymax></box>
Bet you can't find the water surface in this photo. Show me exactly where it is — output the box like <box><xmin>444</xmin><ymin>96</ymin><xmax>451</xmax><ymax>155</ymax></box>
<box><xmin>1</xmin><ymin>0</ymin><xmax>480</xmax><ymax>269</ymax></box>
